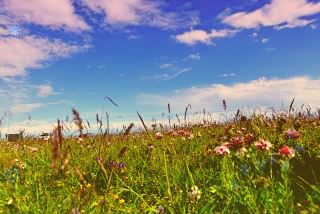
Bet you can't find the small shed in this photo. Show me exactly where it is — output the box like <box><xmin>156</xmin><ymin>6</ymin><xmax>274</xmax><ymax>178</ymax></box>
<box><xmin>5</xmin><ymin>133</ymin><xmax>23</xmax><ymax>142</ymax></box>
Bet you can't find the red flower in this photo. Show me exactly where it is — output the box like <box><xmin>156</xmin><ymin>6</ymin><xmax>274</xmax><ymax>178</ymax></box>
<box><xmin>279</xmin><ymin>145</ymin><xmax>295</xmax><ymax>159</ymax></box>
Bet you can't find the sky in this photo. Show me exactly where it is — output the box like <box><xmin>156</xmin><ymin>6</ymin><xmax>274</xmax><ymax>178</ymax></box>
<box><xmin>0</xmin><ymin>0</ymin><xmax>320</xmax><ymax>134</ymax></box>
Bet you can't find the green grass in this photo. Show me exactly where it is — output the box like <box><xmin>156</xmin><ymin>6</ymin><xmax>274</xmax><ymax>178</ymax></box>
<box><xmin>0</xmin><ymin>110</ymin><xmax>320</xmax><ymax>213</ymax></box>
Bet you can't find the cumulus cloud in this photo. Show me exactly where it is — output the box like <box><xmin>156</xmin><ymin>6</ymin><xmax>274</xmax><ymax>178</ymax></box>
<box><xmin>1</xmin><ymin>0</ymin><xmax>90</xmax><ymax>31</ymax></box>
<box><xmin>0</xmin><ymin>35</ymin><xmax>90</xmax><ymax>78</ymax></box>
<box><xmin>82</xmin><ymin>0</ymin><xmax>198</xmax><ymax>29</ymax></box>
<box><xmin>222</xmin><ymin>0</ymin><xmax>320</xmax><ymax>29</ymax></box>
<box><xmin>175</xmin><ymin>29</ymin><xmax>238</xmax><ymax>45</ymax></box>
<box><xmin>138</xmin><ymin>76</ymin><xmax>320</xmax><ymax>111</ymax></box>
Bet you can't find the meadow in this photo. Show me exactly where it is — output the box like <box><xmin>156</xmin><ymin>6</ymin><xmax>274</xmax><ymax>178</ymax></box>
<box><xmin>0</xmin><ymin>105</ymin><xmax>320</xmax><ymax>213</ymax></box>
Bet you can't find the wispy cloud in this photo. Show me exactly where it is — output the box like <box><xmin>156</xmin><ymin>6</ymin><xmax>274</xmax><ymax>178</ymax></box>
<box><xmin>159</xmin><ymin>63</ymin><xmax>174</xmax><ymax>69</ymax></box>
<box><xmin>150</xmin><ymin>67</ymin><xmax>192</xmax><ymax>81</ymax></box>
<box><xmin>175</xmin><ymin>29</ymin><xmax>238</xmax><ymax>46</ymax></box>
<box><xmin>221</xmin><ymin>73</ymin><xmax>236</xmax><ymax>77</ymax></box>
<box><xmin>138</xmin><ymin>76</ymin><xmax>320</xmax><ymax>111</ymax></box>
<box><xmin>222</xmin><ymin>0</ymin><xmax>320</xmax><ymax>30</ymax></box>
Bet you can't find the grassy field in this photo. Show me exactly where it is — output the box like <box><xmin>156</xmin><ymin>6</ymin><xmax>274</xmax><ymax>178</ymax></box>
<box><xmin>0</xmin><ymin>107</ymin><xmax>320</xmax><ymax>213</ymax></box>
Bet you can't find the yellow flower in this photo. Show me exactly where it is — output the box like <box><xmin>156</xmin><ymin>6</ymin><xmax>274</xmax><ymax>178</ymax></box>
<box><xmin>119</xmin><ymin>199</ymin><xmax>125</xmax><ymax>205</ymax></box>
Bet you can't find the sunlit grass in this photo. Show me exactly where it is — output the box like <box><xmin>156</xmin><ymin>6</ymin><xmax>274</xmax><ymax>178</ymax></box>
<box><xmin>0</xmin><ymin>107</ymin><xmax>320</xmax><ymax>213</ymax></box>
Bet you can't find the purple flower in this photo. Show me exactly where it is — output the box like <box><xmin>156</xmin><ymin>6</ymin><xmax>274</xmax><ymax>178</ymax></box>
<box><xmin>118</xmin><ymin>162</ymin><xmax>125</xmax><ymax>169</ymax></box>
<box><xmin>108</xmin><ymin>160</ymin><xmax>117</xmax><ymax>169</ymax></box>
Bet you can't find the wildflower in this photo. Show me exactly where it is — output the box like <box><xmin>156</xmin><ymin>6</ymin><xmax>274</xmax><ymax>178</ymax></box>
<box><xmin>230</xmin><ymin>136</ymin><xmax>242</xmax><ymax>148</ymax></box>
<box><xmin>29</xmin><ymin>147</ymin><xmax>38</xmax><ymax>153</ymax></box>
<box><xmin>214</xmin><ymin>145</ymin><xmax>230</xmax><ymax>156</ymax></box>
<box><xmin>184</xmin><ymin>131</ymin><xmax>194</xmax><ymax>140</ymax></box>
<box><xmin>284</xmin><ymin>129</ymin><xmax>301</xmax><ymax>140</ymax></box>
<box><xmin>254</xmin><ymin>139</ymin><xmax>272</xmax><ymax>151</ymax></box>
<box><xmin>167</xmin><ymin>129</ymin><xmax>178</xmax><ymax>137</ymax></box>
<box><xmin>155</xmin><ymin>132</ymin><xmax>163</xmax><ymax>140</ymax></box>
<box><xmin>118</xmin><ymin>199</ymin><xmax>125</xmax><ymax>205</ymax></box>
<box><xmin>118</xmin><ymin>162</ymin><xmax>126</xmax><ymax>172</ymax></box>
<box><xmin>156</xmin><ymin>205</ymin><xmax>165</xmax><ymax>214</ymax></box>
<box><xmin>222</xmin><ymin>142</ymin><xmax>233</xmax><ymax>148</ymax></box>
<box><xmin>188</xmin><ymin>186</ymin><xmax>201</xmax><ymax>202</ymax></box>
<box><xmin>108</xmin><ymin>160</ymin><xmax>117</xmax><ymax>170</ymax></box>
<box><xmin>72</xmin><ymin>208</ymin><xmax>80</xmax><ymax>214</ymax></box>
<box><xmin>244</xmin><ymin>133</ymin><xmax>255</xmax><ymax>144</ymax></box>
<box><xmin>279</xmin><ymin>145</ymin><xmax>295</xmax><ymax>159</ymax></box>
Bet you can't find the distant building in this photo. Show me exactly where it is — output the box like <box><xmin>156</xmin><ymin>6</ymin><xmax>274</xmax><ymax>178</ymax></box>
<box><xmin>5</xmin><ymin>133</ymin><xmax>23</xmax><ymax>142</ymax></box>
<box><xmin>38</xmin><ymin>132</ymin><xmax>52</xmax><ymax>141</ymax></box>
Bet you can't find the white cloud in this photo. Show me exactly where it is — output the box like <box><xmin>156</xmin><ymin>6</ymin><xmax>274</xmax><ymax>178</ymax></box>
<box><xmin>188</xmin><ymin>52</ymin><xmax>201</xmax><ymax>60</ymax></box>
<box><xmin>310</xmin><ymin>23</ymin><xmax>317</xmax><ymax>29</ymax></box>
<box><xmin>221</xmin><ymin>73</ymin><xmax>236</xmax><ymax>77</ymax></box>
<box><xmin>159</xmin><ymin>63</ymin><xmax>174</xmax><ymax>69</ymax></box>
<box><xmin>138</xmin><ymin>76</ymin><xmax>320</xmax><ymax>111</ymax></box>
<box><xmin>175</xmin><ymin>29</ymin><xmax>237</xmax><ymax>45</ymax></box>
<box><xmin>0</xmin><ymin>35</ymin><xmax>90</xmax><ymax>78</ymax></box>
<box><xmin>37</xmin><ymin>84</ymin><xmax>57</xmax><ymax>97</ymax></box>
<box><xmin>82</xmin><ymin>0</ymin><xmax>197</xmax><ymax>29</ymax></box>
<box><xmin>222</xmin><ymin>0</ymin><xmax>320</xmax><ymax>29</ymax></box>
<box><xmin>261</xmin><ymin>38</ymin><xmax>269</xmax><ymax>43</ymax></box>
<box><xmin>1</xmin><ymin>0</ymin><xmax>90</xmax><ymax>31</ymax></box>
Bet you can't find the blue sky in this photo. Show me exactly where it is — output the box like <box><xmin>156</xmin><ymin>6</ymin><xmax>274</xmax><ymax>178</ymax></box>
<box><xmin>0</xmin><ymin>0</ymin><xmax>320</xmax><ymax>134</ymax></box>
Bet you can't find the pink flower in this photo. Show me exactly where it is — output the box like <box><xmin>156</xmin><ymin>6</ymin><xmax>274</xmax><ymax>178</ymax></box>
<box><xmin>279</xmin><ymin>145</ymin><xmax>295</xmax><ymax>159</ymax></box>
<box><xmin>155</xmin><ymin>132</ymin><xmax>163</xmax><ymax>140</ymax></box>
<box><xmin>254</xmin><ymin>139</ymin><xmax>272</xmax><ymax>151</ymax></box>
<box><xmin>214</xmin><ymin>145</ymin><xmax>230</xmax><ymax>156</ymax></box>
<box><xmin>284</xmin><ymin>129</ymin><xmax>301</xmax><ymax>140</ymax></box>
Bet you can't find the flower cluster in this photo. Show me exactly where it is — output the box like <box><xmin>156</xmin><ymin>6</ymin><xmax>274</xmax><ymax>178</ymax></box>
<box><xmin>108</xmin><ymin>160</ymin><xmax>126</xmax><ymax>172</ymax></box>
<box><xmin>177</xmin><ymin>130</ymin><xmax>194</xmax><ymax>140</ymax></box>
<box><xmin>278</xmin><ymin>145</ymin><xmax>295</xmax><ymax>159</ymax></box>
<box><xmin>254</xmin><ymin>139</ymin><xmax>273</xmax><ymax>151</ymax></box>
<box><xmin>188</xmin><ymin>186</ymin><xmax>201</xmax><ymax>202</ymax></box>
<box><xmin>214</xmin><ymin>145</ymin><xmax>230</xmax><ymax>156</ymax></box>
<box><xmin>284</xmin><ymin>129</ymin><xmax>301</xmax><ymax>140</ymax></box>
<box><xmin>11</xmin><ymin>158</ymin><xmax>26</xmax><ymax>170</ymax></box>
